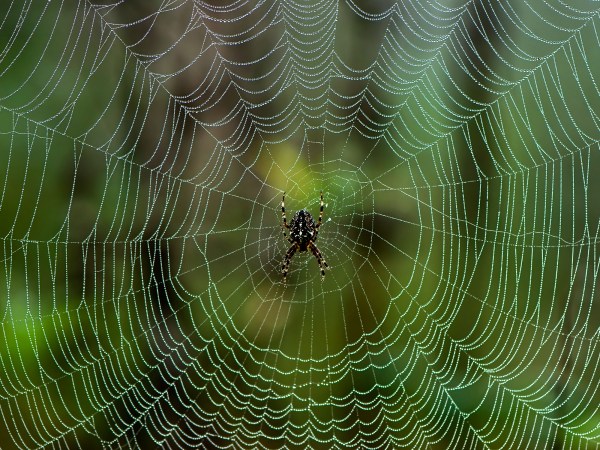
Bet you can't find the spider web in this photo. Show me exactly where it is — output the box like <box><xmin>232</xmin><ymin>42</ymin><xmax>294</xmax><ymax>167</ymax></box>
<box><xmin>1</xmin><ymin>0</ymin><xmax>600</xmax><ymax>448</ymax></box>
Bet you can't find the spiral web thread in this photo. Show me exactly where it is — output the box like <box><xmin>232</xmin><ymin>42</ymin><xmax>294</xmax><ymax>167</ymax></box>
<box><xmin>1</xmin><ymin>0</ymin><xmax>600</xmax><ymax>448</ymax></box>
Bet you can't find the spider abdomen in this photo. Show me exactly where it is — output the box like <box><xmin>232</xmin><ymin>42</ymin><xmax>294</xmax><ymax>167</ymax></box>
<box><xmin>290</xmin><ymin>210</ymin><xmax>318</xmax><ymax>251</ymax></box>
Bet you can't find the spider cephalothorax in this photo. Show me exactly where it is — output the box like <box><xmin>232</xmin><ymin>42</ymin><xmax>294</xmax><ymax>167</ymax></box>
<box><xmin>281</xmin><ymin>191</ymin><xmax>328</xmax><ymax>283</ymax></box>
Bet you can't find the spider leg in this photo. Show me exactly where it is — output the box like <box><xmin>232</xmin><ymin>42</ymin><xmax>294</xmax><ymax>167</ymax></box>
<box><xmin>282</xmin><ymin>243</ymin><xmax>298</xmax><ymax>284</ymax></box>
<box><xmin>282</xmin><ymin>192</ymin><xmax>290</xmax><ymax>240</ymax></box>
<box><xmin>308</xmin><ymin>242</ymin><xmax>328</xmax><ymax>280</ymax></box>
<box><xmin>315</xmin><ymin>191</ymin><xmax>324</xmax><ymax>229</ymax></box>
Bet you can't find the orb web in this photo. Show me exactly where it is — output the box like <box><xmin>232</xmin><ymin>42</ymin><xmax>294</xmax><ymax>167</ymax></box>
<box><xmin>1</xmin><ymin>0</ymin><xmax>600</xmax><ymax>448</ymax></box>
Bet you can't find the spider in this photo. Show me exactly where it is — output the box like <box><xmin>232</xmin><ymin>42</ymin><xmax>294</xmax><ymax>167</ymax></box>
<box><xmin>281</xmin><ymin>191</ymin><xmax>328</xmax><ymax>283</ymax></box>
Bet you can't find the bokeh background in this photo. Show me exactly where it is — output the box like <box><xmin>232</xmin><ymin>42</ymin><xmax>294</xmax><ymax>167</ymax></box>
<box><xmin>1</xmin><ymin>1</ymin><xmax>600</xmax><ymax>448</ymax></box>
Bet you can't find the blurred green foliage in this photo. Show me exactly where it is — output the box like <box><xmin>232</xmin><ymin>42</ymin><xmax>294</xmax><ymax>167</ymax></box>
<box><xmin>1</xmin><ymin>1</ymin><xmax>599</xmax><ymax>449</ymax></box>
